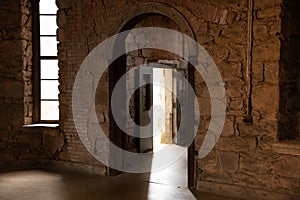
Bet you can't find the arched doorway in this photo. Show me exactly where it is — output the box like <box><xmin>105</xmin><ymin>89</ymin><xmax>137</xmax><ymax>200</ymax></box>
<box><xmin>108</xmin><ymin>3</ymin><xmax>197</xmax><ymax>188</ymax></box>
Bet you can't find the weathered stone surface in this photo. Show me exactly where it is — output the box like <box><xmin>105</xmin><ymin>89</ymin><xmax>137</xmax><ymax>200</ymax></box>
<box><xmin>197</xmin><ymin>97</ymin><xmax>211</xmax><ymax>116</ymax></box>
<box><xmin>239</xmin><ymin>153</ymin><xmax>273</xmax><ymax>174</ymax></box>
<box><xmin>204</xmin><ymin>162</ymin><xmax>218</xmax><ymax>172</ymax></box>
<box><xmin>215</xmin><ymin>135</ymin><xmax>257</xmax><ymax>152</ymax></box>
<box><xmin>57</xmin><ymin>0</ymin><xmax>74</xmax><ymax>9</ymax></box>
<box><xmin>254</xmin><ymin>0</ymin><xmax>282</xmax><ymax>10</ymax></box>
<box><xmin>257</xmin><ymin>7</ymin><xmax>281</xmax><ymax>19</ymax></box>
<box><xmin>0</xmin><ymin>80</ymin><xmax>24</xmax><ymax>98</ymax></box>
<box><xmin>252</xmin><ymin>62</ymin><xmax>264</xmax><ymax>82</ymax></box>
<box><xmin>198</xmin><ymin>150</ymin><xmax>216</xmax><ymax>167</ymax></box>
<box><xmin>95</xmin><ymin>83</ymin><xmax>108</xmax><ymax>105</ymax></box>
<box><xmin>199</xmin><ymin>171</ymin><xmax>233</xmax><ymax>184</ymax></box>
<box><xmin>220</xmin><ymin>62</ymin><xmax>242</xmax><ymax>81</ymax></box>
<box><xmin>0</xmin><ymin>0</ymin><xmax>299</xmax><ymax>199</ymax></box>
<box><xmin>198</xmin><ymin>180</ymin><xmax>300</xmax><ymax>200</ymax></box>
<box><xmin>273</xmin><ymin>141</ymin><xmax>300</xmax><ymax>156</ymax></box>
<box><xmin>252</xmin><ymin>84</ymin><xmax>279</xmax><ymax>112</ymax></box>
<box><xmin>42</xmin><ymin>133</ymin><xmax>65</xmax><ymax>157</ymax></box>
<box><xmin>253</xmin><ymin>24</ymin><xmax>268</xmax><ymax>39</ymax></box>
<box><xmin>197</xmin><ymin>35</ymin><xmax>214</xmax><ymax>44</ymax></box>
<box><xmin>271</xmin><ymin>176</ymin><xmax>300</xmax><ymax>196</ymax></box>
<box><xmin>226</xmin><ymin>87</ymin><xmax>242</xmax><ymax>98</ymax></box>
<box><xmin>228</xmin><ymin>44</ymin><xmax>246</xmax><ymax>62</ymax></box>
<box><xmin>230</xmin><ymin>99</ymin><xmax>243</xmax><ymax>110</ymax></box>
<box><xmin>273</xmin><ymin>156</ymin><xmax>300</xmax><ymax>179</ymax></box>
<box><xmin>204</xmin><ymin>44</ymin><xmax>229</xmax><ymax>63</ymax></box>
<box><xmin>0</xmin><ymin>1</ymin><xmax>20</xmax><ymax>26</ymax></box>
<box><xmin>252</xmin><ymin>39</ymin><xmax>281</xmax><ymax>62</ymax></box>
<box><xmin>237</xmin><ymin>122</ymin><xmax>277</xmax><ymax>137</ymax></box>
<box><xmin>221</xmin><ymin>118</ymin><xmax>235</xmax><ymax>136</ymax></box>
<box><xmin>217</xmin><ymin>151</ymin><xmax>239</xmax><ymax>172</ymax></box>
<box><xmin>216</xmin><ymin>25</ymin><xmax>246</xmax><ymax>44</ymax></box>
<box><xmin>230</xmin><ymin>172</ymin><xmax>273</xmax><ymax>191</ymax></box>
<box><xmin>0</xmin><ymin>40</ymin><xmax>23</xmax><ymax>57</ymax></box>
<box><xmin>264</xmin><ymin>62</ymin><xmax>279</xmax><ymax>83</ymax></box>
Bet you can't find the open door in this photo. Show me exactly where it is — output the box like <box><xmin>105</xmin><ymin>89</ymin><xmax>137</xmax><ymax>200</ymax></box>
<box><xmin>137</xmin><ymin>67</ymin><xmax>153</xmax><ymax>153</ymax></box>
<box><xmin>136</xmin><ymin>62</ymin><xmax>189</xmax><ymax>152</ymax></box>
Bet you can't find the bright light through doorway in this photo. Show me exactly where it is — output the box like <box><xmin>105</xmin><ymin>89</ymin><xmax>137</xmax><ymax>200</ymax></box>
<box><xmin>151</xmin><ymin>67</ymin><xmax>188</xmax><ymax>188</ymax></box>
<box><xmin>153</xmin><ymin>67</ymin><xmax>173</xmax><ymax>152</ymax></box>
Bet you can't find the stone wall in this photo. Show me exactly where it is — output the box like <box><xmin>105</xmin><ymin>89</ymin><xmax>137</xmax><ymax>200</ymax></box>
<box><xmin>56</xmin><ymin>0</ymin><xmax>107</xmax><ymax>173</ymax></box>
<box><xmin>196</xmin><ymin>0</ymin><xmax>300</xmax><ymax>199</ymax></box>
<box><xmin>56</xmin><ymin>0</ymin><xmax>300</xmax><ymax>198</ymax></box>
<box><xmin>278</xmin><ymin>0</ymin><xmax>300</xmax><ymax>140</ymax></box>
<box><xmin>0</xmin><ymin>0</ymin><xmax>299</xmax><ymax>199</ymax></box>
<box><xmin>0</xmin><ymin>0</ymin><xmax>25</xmax><ymax>162</ymax></box>
<box><xmin>0</xmin><ymin>0</ymin><xmax>66</xmax><ymax>169</ymax></box>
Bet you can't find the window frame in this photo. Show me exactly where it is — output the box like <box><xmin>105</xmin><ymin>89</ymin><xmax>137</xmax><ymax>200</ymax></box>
<box><xmin>32</xmin><ymin>0</ymin><xmax>59</xmax><ymax>123</ymax></box>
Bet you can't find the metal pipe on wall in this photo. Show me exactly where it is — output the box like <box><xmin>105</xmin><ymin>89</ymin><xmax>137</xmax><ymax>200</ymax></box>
<box><xmin>244</xmin><ymin>0</ymin><xmax>254</xmax><ymax>124</ymax></box>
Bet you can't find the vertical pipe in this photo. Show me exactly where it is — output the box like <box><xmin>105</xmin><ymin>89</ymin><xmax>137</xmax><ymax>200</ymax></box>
<box><xmin>244</xmin><ymin>0</ymin><xmax>254</xmax><ymax>124</ymax></box>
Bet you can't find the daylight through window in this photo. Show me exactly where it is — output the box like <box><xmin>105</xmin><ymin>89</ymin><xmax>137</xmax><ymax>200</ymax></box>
<box><xmin>39</xmin><ymin>0</ymin><xmax>59</xmax><ymax>121</ymax></box>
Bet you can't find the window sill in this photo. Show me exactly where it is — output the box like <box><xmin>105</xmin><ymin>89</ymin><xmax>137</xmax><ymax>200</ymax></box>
<box><xmin>22</xmin><ymin>124</ymin><xmax>59</xmax><ymax>136</ymax></box>
<box><xmin>23</xmin><ymin>123</ymin><xmax>59</xmax><ymax>128</ymax></box>
<box><xmin>272</xmin><ymin>139</ymin><xmax>300</xmax><ymax>156</ymax></box>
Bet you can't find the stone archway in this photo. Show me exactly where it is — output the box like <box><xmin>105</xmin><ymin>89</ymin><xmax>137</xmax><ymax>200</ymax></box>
<box><xmin>111</xmin><ymin>2</ymin><xmax>195</xmax><ymax>40</ymax></box>
<box><xmin>108</xmin><ymin>3</ymin><xmax>197</xmax><ymax>187</ymax></box>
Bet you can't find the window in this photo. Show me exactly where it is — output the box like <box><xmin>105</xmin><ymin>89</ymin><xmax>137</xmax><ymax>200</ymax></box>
<box><xmin>33</xmin><ymin>0</ymin><xmax>59</xmax><ymax>122</ymax></box>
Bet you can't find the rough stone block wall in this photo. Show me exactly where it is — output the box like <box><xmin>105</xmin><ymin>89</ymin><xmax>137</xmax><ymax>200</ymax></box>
<box><xmin>0</xmin><ymin>0</ymin><xmax>299</xmax><ymax>199</ymax></box>
<box><xmin>56</xmin><ymin>0</ymin><xmax>300</xmax><ymax>198</ymax></box>
<box><xmin>0</xmin><ymin>0</ymin><xmax>23</xmax><ymax>132</ymax></box>
<box><xmin>56</xmin><ymin>0</ymin><xmax>107</xmax><ymax>172</ymax></box>
<box><xmin>196</xmin><ymin>0</ymin><xmax>299</xmax><ymax>199</ymax></box>
<box><xmin>0</xmin><ymin>0</ymin><xmax>24</xmax><ymax>162</ymax></box>
<box><xmin>278</xmin><ymin>0</ymin><xmax>300</xmax><ymax>140</ymax></box>
<box><xmin>0</xmin><ymin>0</ymin><xmax>66</xmax><ymax>170</ymax></box>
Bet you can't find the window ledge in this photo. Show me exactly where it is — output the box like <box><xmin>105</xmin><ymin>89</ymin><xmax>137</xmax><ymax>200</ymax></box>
<box><xmin>273</xmin><ymin>139</ymin><xmax>300</xmax><ymax>156</ymax></box>
<box><xmin>22</xmin><ymin>124</ymin><xmax>59</xmax><ymax>136</ymax></box>
<box><xmin>23</xmin><ymin>124</ymin><xmax>59</xmax><ymax>128</ymax></box>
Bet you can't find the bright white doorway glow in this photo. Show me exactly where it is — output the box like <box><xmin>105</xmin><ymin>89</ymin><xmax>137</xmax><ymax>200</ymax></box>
<box><xmin>151</xmin><ymin>67</ymin><xmax>188</xmax><ymax>188</ymax></box>
<box><xmin>153</xmin><ymin>68</ymin><xmax>173</xmax><ymax>152</ymax></box>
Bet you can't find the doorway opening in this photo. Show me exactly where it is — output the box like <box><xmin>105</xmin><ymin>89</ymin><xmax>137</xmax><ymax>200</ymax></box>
<box><xmin>129</xmin><ymin>57</ymin><xmax>189</xmax><ymax>187</ymax></box>
<box><xmin>109</xmin><ymin>11</ymin><xmax>196</xmax><ymax>188</ymax></box>
<box><xmin>138</xmin><ymin>61</ymin><xmax>187</xmax><ymax>153</ymax></box>
<box><xmin>153</xmin><ymin>67</ymin><xmax>174</xmax><ymax>152</ymax></box>
<box><xmin>150</xmin><ymin>63</ymin><xmax>188</xmax><ymax>188</ymax></box>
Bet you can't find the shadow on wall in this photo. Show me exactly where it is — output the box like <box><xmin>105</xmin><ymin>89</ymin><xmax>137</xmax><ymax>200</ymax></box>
<box><xmin>278</xmin><ymin>0</ymin><xmax>300</xmax><ymax>140</ymax></box>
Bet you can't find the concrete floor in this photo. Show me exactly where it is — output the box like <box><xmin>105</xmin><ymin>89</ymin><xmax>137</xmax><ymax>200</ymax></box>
<box><xmin>0</xmin><ymin>169</ymin><xmax>239</xmax><ymax>200</ymax></box>
<box><xmin>0</xmin><ymin>147</ymin><xmax>240</xmax><ymax>200</ymax></box>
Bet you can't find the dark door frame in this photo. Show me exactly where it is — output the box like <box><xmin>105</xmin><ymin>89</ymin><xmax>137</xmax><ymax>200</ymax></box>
<box><xmin>108</xmin><ymin>13</ymin><xmax>196</xmax><ymax>188</ymax></box>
